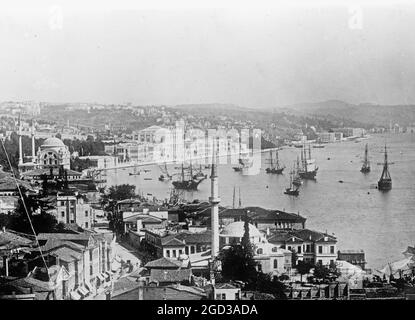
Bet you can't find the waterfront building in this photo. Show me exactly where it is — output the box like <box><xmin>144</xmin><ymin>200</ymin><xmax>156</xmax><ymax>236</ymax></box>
<box><xmin>317</xmin><ymin>132</ymin><xmax>336</xmax><ymax>143</ymax></box>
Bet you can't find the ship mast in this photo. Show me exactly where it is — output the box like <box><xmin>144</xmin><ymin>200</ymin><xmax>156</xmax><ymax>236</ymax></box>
<box><xmin>269</xmin><ymin>150</ymin><xmax>274</xmax><ymax>169</ymax></box>
<box><xmin>380</xmin><ymin>144</ymin><xmax>391</xmax><ymax>180</ymax></box>
<box><xmin>275</xmin><ymin>149</ymin><xmax>279</xmax><ymax>169</ymax></box>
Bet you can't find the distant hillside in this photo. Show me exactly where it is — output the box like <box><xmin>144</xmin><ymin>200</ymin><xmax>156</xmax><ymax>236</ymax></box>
<box><xmin>278</xmin><ymin>100</ymin><xmax>415</xmax><ymax>127</ymax></box>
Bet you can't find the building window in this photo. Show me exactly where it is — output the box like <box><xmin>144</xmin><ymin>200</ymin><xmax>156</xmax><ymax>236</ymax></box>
<box><xmin>330</xmin><ymin>246</ymin><xmax>335</xmax><ymax>254</ymax></box>
<box><xmin>60</xmin><ymin>201</ymin><xmax>65</xmax><ymax>206</ymax></box>
<box><xmin>85</xmin><ymin>210</ymin><xmax>89</xmax><ymax>217</ymax></box>
<box><xmin>257</xmin><ymin>248</ymin><xmax>263</xmax><ymax>255</ymax></box>
<box><xmin>85</xmin><ymin>222</ymin><xmax>88</xmax><ymax>229</ymax></box>
<box><xmin>221</xmin><ymin>294</ymin><xmax>226</xmax><ymax>300</ymax></box>
<box><xmin>61</xmin><ymin>211</ymin><xmax>65</xmax><ymax>218</ymax></box>
<box><xmin>179</xmin><ymin>250</ymin><xmax>183</xmax><ymax>256</ymax></box>
<box><xmin>306</xmin><ymin>244</ymin><xmax>311</xmax><ymax>253</ymax></box>
<box><xmin>318</xmin><ymin>246</ymin><xmax>323</xmax><ymax>254</ymax></box>
<box><xmin>191</xmin><ymin>246</ymin><xmax>195</xmax><ymax>254</ymax></box>
<box><xmin>298</xmin><ymin>246</ymin><xmax>302</xmax><ymax>253</ymax></box>
<box><xmin>215</xmin><ymin>294</ymin><xmax>221</xmax><ymax>300</ymax></box>
<box><xmin>318</xmin><ymin>260</ymin><xmax>323</xmax><ymax>265</ymax></box>
<box><xmin>257</xmin><ymin>264</ymin><xmax>262</xmax><ymax>272</ymax></box>
<box><xmin>172</xmin><ymin>250</ymin><xmax>176</xmax><ymax>258</ymax></box>
<box><xmin>166</xmin><ymin>250</ymin><xmax>170</xmax><ymax>258</ymax></box>
<box><xmin>273</xmin><ymin>259</ymin><xmax>278</xmax><ymax>269</ymax></box>
<box><xmin>287</xmin><ymin>246</ymin><xmax>291</xmax><ymax>251</ymax></box>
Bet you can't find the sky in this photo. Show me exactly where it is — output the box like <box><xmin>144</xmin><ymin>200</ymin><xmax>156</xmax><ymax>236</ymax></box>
<box><xmin>1</xmin><ymin>0</ymin><xmax>415</xmax><ymax>108</ymax></box>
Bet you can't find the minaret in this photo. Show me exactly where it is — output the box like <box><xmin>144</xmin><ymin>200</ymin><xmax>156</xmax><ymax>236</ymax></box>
<box><xmin>209</xmin><ymin>138</ymin><xmax>220</xmax><ymax>258</ymax></box>
<box><xmin>31</xmin><ymin>119</ymin><xmax>36</xmax><ymax>163</ymax></box>
<box><xmin>18</xmin><ymin>114</ymin><xmax>23</xmax><ymax>166</ymax></box>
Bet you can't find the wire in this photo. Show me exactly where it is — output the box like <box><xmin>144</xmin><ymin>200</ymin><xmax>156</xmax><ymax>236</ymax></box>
<box><xmin>0</xmin><ymin>137</ymin><xmax>50</xmax><ymax>276</ymax></box>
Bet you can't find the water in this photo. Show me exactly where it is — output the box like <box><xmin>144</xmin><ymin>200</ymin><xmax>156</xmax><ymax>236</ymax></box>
<box><xmin>106</xmin><ymin>133</ymin><xmax>415</xmax><ymax>270</ymax></box>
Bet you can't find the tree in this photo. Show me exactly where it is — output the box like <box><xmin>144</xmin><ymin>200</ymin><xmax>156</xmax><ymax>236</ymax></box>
<box><xmin>313</xmin><ymin>263</ymin><xmax>340</xmax><ymax>282</ymax></box>
<box><xmin>296</xmin><ymin>260</ymin><xmax>313</xmax><ymax>282</ymax></box>
<box><xmin>100</xmin><ymin>184</ymin><xmax>136</xmax><ymax>233</ymax></box>
<box><xmin>218</xmin><ymin>213</ymin><xmax>258</xmax><ymax>283</ymax></box>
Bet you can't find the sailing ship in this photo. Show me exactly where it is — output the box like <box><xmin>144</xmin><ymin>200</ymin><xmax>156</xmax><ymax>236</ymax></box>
<box><xmin>377</xmin><ymin>144</ymin><xmax>392</xmax><ymax>191</ymax></box>
<box><xmin>360</xmin><ymin>143</ymin><xmax>371</xmax><ymax>173</ymax></box>
<box><xmin>265</xmin><ymin>149</ymin><xmax>285</xmax><ymax>174</ymax></box>
<box><xmin>158</xmin><ymin>163</ymin><xmax>172</xmax><ymax>181</ymax></box>
<box><xmin>129</xmin><ymin>166</ymin><xmax>140</xmax><ymax>176</ymax></box>
<box><xmin>299</xmin><ymin>145</ymin><xmax>318</xmax><ymax>179</ymax></box>
<box><xmin>192</xmin><ymin>164</ymin><xmax>207</xmax><ymax>180</ymax></box>
<box><xmin>172</xmin><ymin>163</ymin><xmax>205</xmax><ymax>190</ymax></box>
<box><xmin>284</xmin><ymin>166</ymin><xmax>300</xmax><ymax>196</ymax></box>
<box><xmin>232</xmin><ymin>147</ymin><xmax>253</xmax><ymax>172</ymax></box>
<box><xmin>293</xmin><ymin>156</ymin><xmax>303</xmax><ymax>187</ymax></box>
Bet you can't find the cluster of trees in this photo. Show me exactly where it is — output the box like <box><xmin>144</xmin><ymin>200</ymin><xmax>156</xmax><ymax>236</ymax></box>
<box><xmin>70</xmin><ymin>157</ymin><xmax>94</xmax><ymax>172</ymax></box>
<box><xmin>63</xmin><ymin>135</ymin><xmax>105</xmax><ymax>157</ymax></box>
<box><xmin>0</xmin><ymin>192</ymin><xmax>66</xmax><ymax>234</ymax></box>
<box><xmin>99</xmin><ymin>184</ymin><xmax>137</xmax><ymax>234</ymax></box>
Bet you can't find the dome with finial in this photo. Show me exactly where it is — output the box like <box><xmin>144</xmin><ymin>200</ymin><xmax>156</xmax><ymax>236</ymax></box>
<box><xmin>41</xmin><ymin>137</ymin><xmax>65</xmax><ymax>148</ymax></box>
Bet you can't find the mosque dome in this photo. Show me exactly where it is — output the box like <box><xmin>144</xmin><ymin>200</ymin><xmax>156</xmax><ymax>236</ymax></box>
<box><xmin>41</xmin><ymin>137</ymin><xmax>66</xmax><ymax>148</ymax></box>
<box><xmin>220</xmin><ymin>221</ymin><xmax>262</xmax><ymax>239</ymax></box>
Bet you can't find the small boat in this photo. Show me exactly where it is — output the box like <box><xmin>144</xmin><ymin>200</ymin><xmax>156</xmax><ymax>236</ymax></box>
<box><xmin>192</xmin><ymin>164</ymin><xmax>207</xmax><ymax>180</ymax></box>
<box><xmin>144</xmin><ymin>178</ymin><xmax>152</xmax><ymax>181</ymax></box>
<box><xmin>129</xmin><ymin>167</ymin><xmax>140</xmax><ymax>176</ymax></box>
<box><xmin>158</xmin><ymin>163</ymin><xmax>172</xmax><ymax>181</ymax></box>
<box><xmin>338</xmin><ymin>180</ymin><xmax>344</xmax><ymax>183</ymax></box>
<box><xmin>313</xmin><ymin>143</ymin><xmax>325</xmax><ymax>148</ymax></box>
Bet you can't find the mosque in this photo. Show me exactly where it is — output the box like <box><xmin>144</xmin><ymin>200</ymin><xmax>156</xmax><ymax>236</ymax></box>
<box><xmin>17</xmin><ymin>120</ymin><xmax>81</xmax><ymax>182</ymax></box>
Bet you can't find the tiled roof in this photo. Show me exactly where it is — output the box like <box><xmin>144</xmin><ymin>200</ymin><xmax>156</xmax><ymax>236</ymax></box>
<box><xmin>268</xmin><ymin>229</ymin><xmax>336</xmax><ymax>243</ymax></box>
<box><xmin>144</xmin><ymin>257</ymin><xmax>183</xmax><ymax>269</ymax></box>
<box><xmin>215</xmin><ymin>283</ymin><xmax>239</xmax><ymax>290</ymax></box>
<box><xmin>219</xmin><ymin>207</ymin><xmax>306</xmax><ymax>222</ymax></box>
<box><xmin>49</xmin><ymin>246</ymin><xmax>83</xmax><ymax>262</ymax></box>
<box><xmin>21</xmin><ymin>168</ymin><xmax>82</xmax><ymax>177</ymax></box>
<box><xmin>37</xmin><ymin>233</ymin><xmax>91</xmax><ymax>241</ymax></box>
<box><xmin>0</xmin><ymin>229</ymin><xmax>35</xmax><ymax>250</ymax></box>
<box><xmin>174</xmin><ymin>230</ymin><xmax>211</xmax><ymax>245</ymax></box>
<box><xmin>37</xmin><ymin>238</ymin><xmax>85</xmax><ymax>252</ymax></box>
<box><xmin>149</xmin><ymin>269</ymin><xmax>192</xmax><ymax>283</ymax></box>
<box><xmin>162</xmin><ymin>237</ymin><xmax>186</xmax><ymax>247</ymax></box>
<box><xmin>291</xmin><ymin>229</ymin><xmax>336</xmax><ymax>242</ymax></box>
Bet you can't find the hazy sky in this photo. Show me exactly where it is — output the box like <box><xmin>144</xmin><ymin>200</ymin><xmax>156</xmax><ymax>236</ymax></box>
<box><xmin>1</xmin><ymin>0</ymin><xmax>415</xmax><ymax>107</ymax></box>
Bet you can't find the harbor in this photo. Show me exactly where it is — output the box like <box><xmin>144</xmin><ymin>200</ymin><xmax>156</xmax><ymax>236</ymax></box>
<box><xmin>105</xmin><ymin>133</ymin><xmax>415</xmax><ymax>270</ymax></box>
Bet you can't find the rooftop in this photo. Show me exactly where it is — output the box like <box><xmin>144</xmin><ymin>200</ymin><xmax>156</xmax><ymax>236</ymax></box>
<box><xmin>149</xmin><ymin>269</ymin><xmax>192</xmax><ymax>283</ymax></box>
